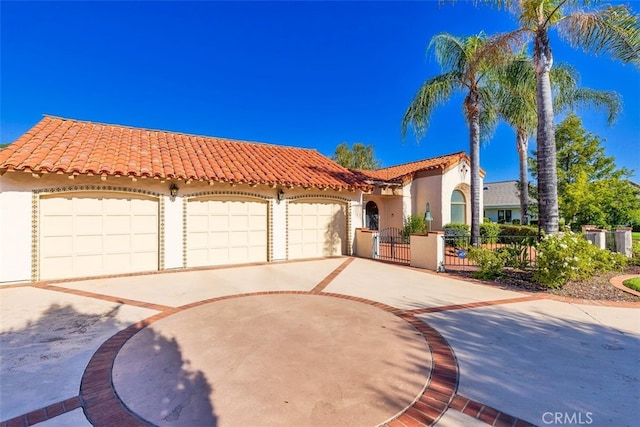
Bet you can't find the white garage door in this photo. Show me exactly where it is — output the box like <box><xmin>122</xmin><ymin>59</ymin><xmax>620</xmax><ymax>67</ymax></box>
<box><xmin>288</xmin><ymin>200</ymin><xmax>346</xmax><ymax>259</ymax></box>
<box><xmin>39</xmin><ymin>192</ymin><xmax>159</xmax><ymax>280</ymax></box>
<box><xmin>187</xmin><ymin>197</ymin><xmax>268</xmax><ymax>267</ymax></box>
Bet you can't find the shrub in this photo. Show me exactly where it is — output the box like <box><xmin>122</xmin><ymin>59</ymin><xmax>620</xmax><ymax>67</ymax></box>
<box><xmin>468</xmin><ymin>248</ymin><xmax>507</xmax><ymax>279</ymax></box>
<box><xmin>632</xmin><ymin>241</ymin><xmax>640</xmax><ymax>266</ymax></box>
<box><xmin>483</xmin><ymin>217</ymin><xmax>492</xmax><ymax>223</ymax></box>
<box><xmin>498</xmin><ymin>242</ymin><xmax>532</xmax><ymax>270</ymax></box>
<box><xmin>402</xmin><ymin>215</ymin><xmax>427</xmax><ymax>241</ymax></box>
<box><xmin>498</xmin><ymin>224</ymin><xmax>539</xmax><ymax>245</ymax></box>
<box><xmin>534</xmin><ymin>232</ymin><xmax>628</xmax><ymax>288</ymax></box>
<box><xmin>480</xmin><ymin>223</ymin><xmax>501</xmax><ymax>244</ymax></box>
<box><xmin>443</xmin><ymin>223</ymin><xmax>469</xmax><ymax>247</ymax></box>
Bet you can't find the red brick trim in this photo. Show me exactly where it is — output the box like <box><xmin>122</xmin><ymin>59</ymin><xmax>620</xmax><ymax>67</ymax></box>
<box><xmin>406</xmin><ymin>295</ymin><xmax>545</xmax><ymax>315</ymax></box>
<box><xmin>76</xmin><ymin>290</ymin><xmax>459</xmax><ymax>426</ymax></box>
<box><xmin>449</xmin><ymin>394</ymin><xmax>535</xmax><ymax>427</ymax></box>
<box><xmin>609</xmin><ymin>274</ymin><xmax>640</xmax><ymax>298</ymax></box>
<box><xmin>22</xmin><ymin>256</ymin><xmax>347</xmax><ymax>288</ymax></box>
<box><xmin>32</xmin><ymin>283</ymin><xmax>173</xmax><ymax>311</ymax></box>
<box><xmin>0</xmin><ymin>397</ymin><xmax>81</xmax><ymax>427</ymax></box>
<box><xmin>309</xmin><ymin>257</ymin><xmax>354</xmax><ymax>294</ymax></box>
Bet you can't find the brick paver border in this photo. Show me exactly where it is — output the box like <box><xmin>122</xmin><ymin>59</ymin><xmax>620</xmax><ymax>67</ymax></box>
<box><xmin>1</xmin><ymin>258</ymin><xmax>549</xmax><ymax>426</ymax></box>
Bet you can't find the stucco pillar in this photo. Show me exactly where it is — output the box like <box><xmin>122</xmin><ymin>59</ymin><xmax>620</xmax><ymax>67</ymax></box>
<box><xmin>615</xmin><ymin>227</ymin><xmax>632</xmax><ymax>257</ymax></box>
<box><xmin>354</xmin><ymin>228</ymin><xmax>377</xmax><ymax>259</ymax></box>
<box><xmin>163</xmin><ymin>195</ymin><xmax>184</xmax><ymax>269</ymax></box>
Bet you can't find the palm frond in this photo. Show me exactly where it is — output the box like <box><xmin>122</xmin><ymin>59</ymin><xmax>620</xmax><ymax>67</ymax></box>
<box><xmin>401</xmin><ymin>71</ymin><xmax>461</xmax><ymax>140</ymax></box>
<box><xmin>558</xmin><ymin>88</ymin><xmax>622</xmax><ymax>124</ymax></box>
<box><xmin>558</xmin><ymin>5</ymin><xmax>640</xmax><ymax>66</ymax></box>
<box><xmin>428</xmin><ymin>33</ymin><xmax>470</xmax><ymax>74</ymax></box>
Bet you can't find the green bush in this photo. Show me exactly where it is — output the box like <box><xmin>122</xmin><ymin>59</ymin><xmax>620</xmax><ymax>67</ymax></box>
<box><xmin>632</xmin><ymin>241</ymin><xmax>640</xmax><ymax>266</ymax></box>
<box><xmin>534</xmin><ymin>232</ymin><xmax>628</xmax><ymax>288</ymax></box>
<box><xmin>480</xmin><ymin>223</ymin><xmax>501</xmax><ymax>244</ymax></box>
<box><xmin>468</xmin><ymin>248</ymin><xmax>507</xmax><ymax>279</ymax></box>
<box><xmin>498</xmin><ymin>243</ymin><xmax>532</xmax><ymax>270</ymax></box>
<box><xmin>402</xmin><ymin>215</ymin><xmax>427</xmax><ymax>241</ymax></box>
<box><xmin>498</xmin><ymin>224</ymin><xmax>539</xmax><ymax>245</ymax></box>
<box><xmin>443</xmin><ymin>223</ymin><xmax>470</xmax><ymax>247</ymax></box>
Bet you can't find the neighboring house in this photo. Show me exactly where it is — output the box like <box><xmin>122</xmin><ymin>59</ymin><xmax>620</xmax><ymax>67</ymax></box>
<box><xmin>354</xmin><ymin>152</ymin><xmax>480</xmax><ymax>232</ymax></box>
<box><xmin>483</xmin><ymin>180</ymin><xmax>537</xmax><ymax>224</ymax></box>
<box><xmin>0</xmin><ymin>116</ymin><xmax>475</xmax><ymax>282</ymax></box>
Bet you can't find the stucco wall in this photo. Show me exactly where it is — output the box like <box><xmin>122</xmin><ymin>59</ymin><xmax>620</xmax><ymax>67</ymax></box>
<box><xmin>410</xmin><ymin>174</ymin><xmax>442</xmax><ymax>229</ymax></box>
<box><xmin>439</xmin><ymin>164</ymin><xmax>480</xmax><ymax>229</ymax></box>
<box><xmin>362</xmin><ymin>194</ymin><xmax>403</xmax><ymax>230</ymax></box>
<box><xmin>0</xmin><ymin>181</ymin><xmax>32</xmax><ymax>283</ymax></box>
<box><xmin>0</xmin><ymin>171</ymin><xmax>362</xmax><ymax>283</ymax></box>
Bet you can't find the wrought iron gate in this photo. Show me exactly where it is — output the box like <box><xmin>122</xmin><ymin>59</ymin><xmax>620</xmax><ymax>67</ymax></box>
<box><xmin>374</xmin><ymin>228</ymin><xmax>410</xmax><ymax>265</ymax></box>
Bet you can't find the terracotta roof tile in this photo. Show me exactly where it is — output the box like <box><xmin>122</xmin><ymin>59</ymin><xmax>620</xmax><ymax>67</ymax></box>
<box><xmin>354</xmin><ymin>152</ymin><xmax>469</xmax><ymax>183</ymax></box>
<box><xmin>0</xmin><ymin>116</ymin><xmax>371</xmax><ymax>191</ymax></box>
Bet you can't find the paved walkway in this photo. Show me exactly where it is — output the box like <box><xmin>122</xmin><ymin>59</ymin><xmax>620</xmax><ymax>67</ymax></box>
<box><xmin>1</xmin><ymin>257</ymin><xmax>638</xmax><ymax>427</ymax></box>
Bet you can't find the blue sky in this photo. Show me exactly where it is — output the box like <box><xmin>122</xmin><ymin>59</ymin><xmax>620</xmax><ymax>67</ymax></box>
<box><xmin>2</xmin><ymin>1</ymin><xmax>639</xmax><ymax>182</ymax></box>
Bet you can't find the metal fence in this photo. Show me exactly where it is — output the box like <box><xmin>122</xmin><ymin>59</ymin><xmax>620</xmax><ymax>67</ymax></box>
<box><xmin>442</xmin><ymin>234</ymin><xmax>539</xmax><ymax>270</ymax></box>
<box><xmin>373</xmin><ymin>228</ymin><xmax>411</xmax><ymax>265</ymax></box>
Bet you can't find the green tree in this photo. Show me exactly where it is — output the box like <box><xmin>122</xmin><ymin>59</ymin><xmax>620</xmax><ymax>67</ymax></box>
<box><xmin>402</xmin><ymin>32</ymin><xmax>519</xmax><ymax>245</ymax></box>
<box><xmin>494</xmin><ymin>55</ymin><xmax>621</xmax><ymax>225</ymax></box>
<box><xmin>331</xmin><ymin>142</ymin><xmax>381</xmax><ymax>170</ymax></box>
<box><xmin>531</xmin><ymin>113</ymin><xmax>640</xmax><ymax>229</ymax></box>
<box><xmin>479</xmin><ymin>0</ymin><xmax>639</xmax><ymax>234</ymax></box>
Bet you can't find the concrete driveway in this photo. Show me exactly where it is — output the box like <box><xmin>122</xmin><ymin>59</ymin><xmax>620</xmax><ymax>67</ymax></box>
<box><xmin>1</xmin><ymin>257</ymin><xmax>638</xmax><ymax>427</ymax></box>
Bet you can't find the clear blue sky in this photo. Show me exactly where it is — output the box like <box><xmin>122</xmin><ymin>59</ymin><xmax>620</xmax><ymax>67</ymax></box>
<box><xmin>2</xmin><ymin>1</ymin><xmax>639</xmax><ymax>183</ymax></box>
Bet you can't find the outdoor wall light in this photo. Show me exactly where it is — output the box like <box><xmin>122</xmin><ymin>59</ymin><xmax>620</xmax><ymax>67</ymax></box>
<box><xmin>169</xmin><ymin>184</ymin><xmax>179</xmax><ymax>201</ymax></box>
<box><xmin>277</xmin><ymin>189</ymin><xmax>285</xmax><ymax>202</ymax></box>
<box><xmin>424</xmin><ymin>202</ymin><xmax>434</xmax><ymax>231</ymax></box>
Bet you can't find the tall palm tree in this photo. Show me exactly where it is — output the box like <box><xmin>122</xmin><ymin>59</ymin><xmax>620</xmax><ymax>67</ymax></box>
<box><xmin>402</xmin><ymin>32</ymin><xmax>521</xmax><ymax>245</ymax></box>
<box><xmin>494</xmin><ymin>55</ymin><xmax>621</xmax><ymax>225</ymax></box>
<box><xmin>480</xmin><ymin>0</ymin><xmax>639</xmax><ymax>234</ymax></box>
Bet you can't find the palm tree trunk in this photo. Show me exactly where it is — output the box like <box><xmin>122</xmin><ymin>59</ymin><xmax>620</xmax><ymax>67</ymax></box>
<box><xmin>534</xmin><ymin>27</ymin><xmax>559</xmax><ymax>234</ymax></box>
<box><xmin>466</xmin><ymin>92</ymin><xmax>481</xmax><ymax>246</ymax></box>
<box><xmin>516</xmin><ymin>128</ymin><xmax>529</xmax><ymax>225</ymax></box>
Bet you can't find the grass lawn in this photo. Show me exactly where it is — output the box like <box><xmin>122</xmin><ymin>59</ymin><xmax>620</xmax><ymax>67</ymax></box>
<box><xmin>623</xmin><ymin>277</ymin><xmax>640</xmax><ymax>292</ymax></box>
<box><xmin>633</xmin><ymin>232</ymin><xmax>640</xmax><ymax>241</ymax></box>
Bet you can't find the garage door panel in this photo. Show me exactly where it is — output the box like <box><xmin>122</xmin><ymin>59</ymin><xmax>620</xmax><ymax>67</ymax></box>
<box><xmin>76</xmin><ymin>215</ymin><xmax>104</xmax><ymax>234</ymax></box>
<box><xmin>40</xmin><ymin>236</ymin><xmax>73</xmax><ymax>256</ymax></box>
<box><xmin>288</xmin><ymin>201</ymin><xmax>346</xmax><ymax>260</ymax></box>
<box><xmin>132</xmin><ymin>215</ymin><xmax>157</xmax><ymax>233</ymax></box>
<box><xmin>104</xmin><ymin>215</ymin><xmax>131</xmax><ymax>234</ymax></box>
<box><xmin>187</xmin><ymin>198</ymin><xmax>268</xmax><ymax>267</ymax></box>
<box><xmin>210</xmin><ymin>231</ymin><xmax>230</xmax><ymax>246</ymax></box>
<box><xmin>188</xmin><ymin>215</ymin><xmax>209</xmax><ymax>232</ymax></box>
<box><xmin>229</xmin><ymin>216</ymin><xmax>248</xmax><ymax>230</ymax></box>
<box><xmin>41</xmin><ymin>216</ymin><xmax>74</xmax><ymax>235</ymax></box>
<box><xmin>39</xmin><ymin>194</ymin><xmax>159</xmax><ymax>280</ymax></box>
<box><xmin>75</xmin><ymin>254</ymin><xmax>104</xmax><ymax>274</ymax></box>
<box><xmin>41</xmin><ymin>256</ymin><xmax>73</xmax><ymax>275</ymax></box>
<box><xmin>132</xmin><ymin>234</ymin><xmax>156</xmax><ymax>251</ymax></box>
<box><xmin>76</xmin><ymin>235</ymin><xmax>104</xmax><ymax>252</ymax></box>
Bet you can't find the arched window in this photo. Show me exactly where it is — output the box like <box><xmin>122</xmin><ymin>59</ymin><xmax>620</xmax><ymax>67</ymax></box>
<box><xmin>365</xmin><ymin>201</ymin><xmax>379</xmax><ymax>230</ymax></box>
<box><xmin>450</xmin><ymin>190</ymin><xmax>466</xmax><ymax>224</ymax></box>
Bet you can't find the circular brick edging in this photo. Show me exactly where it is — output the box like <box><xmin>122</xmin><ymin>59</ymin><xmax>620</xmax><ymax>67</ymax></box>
<box><xmin>79</xmin><ymin>291</ymin><xmax>459</xmax><ymax>427</ymax></box>
<box><xmin>609</xmin><ymin>274</ymin><xmax>640</xmax><ymax>298</ymax></box>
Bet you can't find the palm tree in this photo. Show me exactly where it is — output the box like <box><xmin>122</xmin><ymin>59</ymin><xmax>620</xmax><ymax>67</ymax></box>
<box><xmin>494</xmin><ymin>55</ymin><xmax>621</xmax><ymax>225</ymax></box>
<box><xmin>479</xmin><ymin>0</ymin><xmax>639</xmax><ymax>234</ymax></box>
<box><xmin>402</xmin><ymin>32</ymin><xmax>521</xmax><ymax>245</ymax></box>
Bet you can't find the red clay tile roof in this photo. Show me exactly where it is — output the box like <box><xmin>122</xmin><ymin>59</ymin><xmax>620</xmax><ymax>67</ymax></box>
<box><xmin>0</xmin><ymin>116</ymin><xmax>372</xmax><ymax>191</ymax></box>
<box><xmin>354</xmin><ymin>152</ymin><xmax>471</xmax><ymax>183</ymax></box>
